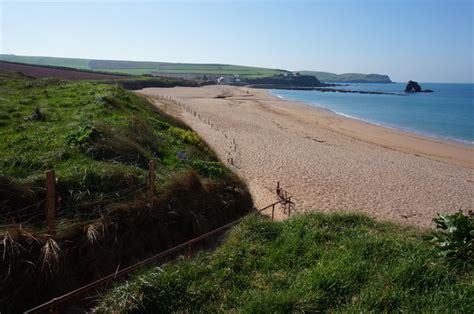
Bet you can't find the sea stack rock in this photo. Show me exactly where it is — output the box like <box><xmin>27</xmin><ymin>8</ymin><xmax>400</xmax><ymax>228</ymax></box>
<box><xmin>405</xmin><ymin>80</ymin><xmax>433</xmax><ymax>93</ymax></box>
<box><xmin>405</xmin><ymin>80</ymin><xmax>422</xmax><ymax>93</ymax></box>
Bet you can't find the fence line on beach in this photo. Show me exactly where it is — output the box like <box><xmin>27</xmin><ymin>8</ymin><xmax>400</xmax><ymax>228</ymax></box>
<box><xmin>155</xmin><ymin>95</ymin><xmax>240</xmax><ymax>168</ymax></box>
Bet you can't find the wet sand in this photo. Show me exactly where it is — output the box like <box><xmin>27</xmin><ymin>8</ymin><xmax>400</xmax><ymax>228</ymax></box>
<box><xmin>138</xmin><ymin>85</ymin><xmax>474</xmax><ymax>228</ymax></box>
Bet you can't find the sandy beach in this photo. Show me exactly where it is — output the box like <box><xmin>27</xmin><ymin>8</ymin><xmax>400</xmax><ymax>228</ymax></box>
<box><xmin>138</xmin><ymin>85</ymin><xmax>474</xmax><ymax>228</ymax></box>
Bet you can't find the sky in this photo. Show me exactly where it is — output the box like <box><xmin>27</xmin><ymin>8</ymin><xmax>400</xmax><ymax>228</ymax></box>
<box><xmin>0</xmin><ymin>0</ymin><xmax>473</xmax><ymax>83</ymax></box>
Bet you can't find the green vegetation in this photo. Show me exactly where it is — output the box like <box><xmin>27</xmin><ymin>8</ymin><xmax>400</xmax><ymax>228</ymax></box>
<box><xmin>431</xmin><ymin>211</ymin><xmax>473</xmax><ymax>263</ymax></box>
<box><xmin>0</xmin><ymin>54</ymin><xmax>91</xmax><ymax>70</ymax></box>
<box><xmin>0</xmin><ymin>54</ymin><xmax>287</xmax><ymax>78</ymax></box>
<box><xmin>96</xmin><ymin>213</ymin><xmax>473</xmax><ymax>313</ymax></box>
<box><xmin>0</xmin><ymin>54</ymin><xmax>394</xmax><ymax>82</ymax></box>
<box><xmin>300</xmin><ymin>71</ymin><xmax>392</xmax><ymax>83</ymax></box>
<box><xmin>0</xmin><ymin>71</ymin><xmax>252</xmax><ymax>312</ymax></box>
<box><xmin>246</xmin><ymin>74</ymin><xmax>322</xmax><ymax>87</ymax></box>
<box><xmin>0</xmin><ymin>72</ymin><xmax>219</xmax><ymax>222</ymax></box>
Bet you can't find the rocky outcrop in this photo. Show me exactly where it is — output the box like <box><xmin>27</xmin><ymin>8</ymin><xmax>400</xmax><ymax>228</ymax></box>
<box><xmin>405</xmin><ymin>80</ymin><xmax>433</xmax><ymax>93</ymax></box>
<box><xmin>245</xmin><ymin>74</ymin><xmax>324</xmax><ymax>88</ymax></box>
<box><xmin>300</xmin><ymin>71</ymin><xmax>393</xmax><ymax>83</ymax></box>
<box><xmin>405</xmin><ymin>80</ymin><xmax>421</xmax><ymax>92</ymax></box>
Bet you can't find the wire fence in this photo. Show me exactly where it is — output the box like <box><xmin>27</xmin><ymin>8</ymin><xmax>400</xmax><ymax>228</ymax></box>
<box><xmin>2</xmin><ymin>144</ymin><xmax>295</xmax><ymax>312</ymax></box>
<box><xmin>0</xmin><ymin>162</ymin><xmax>156</xmax><ymax>231</ymax></box>
<box><xmin>25</xmin><ymin>191</ymin><xmax>294</xmax><ymax>314</ymax></box>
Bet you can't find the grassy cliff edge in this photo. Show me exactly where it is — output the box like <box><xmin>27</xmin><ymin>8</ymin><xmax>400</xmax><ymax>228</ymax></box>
<box><xmin>95</xmin><ymin>213</ymin><xmax>473</xmax><ymax>313</ymax></box>
<box><xmin>0</xmin><ymin>72</ymin><xmax>252</xmax><ymax>312</ymax></box>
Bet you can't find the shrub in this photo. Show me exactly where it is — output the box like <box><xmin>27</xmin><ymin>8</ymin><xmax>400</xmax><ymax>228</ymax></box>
<box><xmin>26</xmin><ymin>107</ymin><xmax>46</xmax><ymax>121</ymax></box>
<box><xmin>67</xmin><ymin>124</ymin><xmax>152</xmax><ymax>167</ymax></box>
<box><xmin>67</xmin><ymin>125</ymin><xmax>100</xmax><ymax>147</ymax></box>
<box><xmin>169</xmin><ymin>127</ymin><xmax>201</xmax><ymax>145</ymax></box>
<box><xmin>430</xmin><ymin>210</ymin><xmax>473</xmax><ymax>264</ymax></box>
<box><xmin>191</xmin><ymin>160</ymin><xmax>226</xmax><ymax>177</ymax></box>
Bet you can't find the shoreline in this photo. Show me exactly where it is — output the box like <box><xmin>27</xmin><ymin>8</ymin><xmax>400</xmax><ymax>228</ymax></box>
<box><xmin>270</xmin><ymin>90</ymin><xmax>474</xmax><ymax>148</ymax></box>
<box><xmin>264</xmin><ymin>89</ymin><xmax>473</xmax><ymax>169</ymax></box>
<box><xmin>138</xmin><ymin>85</ymin><xmax>473</xmax><ymax>228</ymax></box>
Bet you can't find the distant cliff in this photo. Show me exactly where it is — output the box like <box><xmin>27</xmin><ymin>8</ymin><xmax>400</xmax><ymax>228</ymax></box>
<box><xmin>245</xmin><ymin>74</ymin><xmax>323</xmax><ymax>88</ymax></box>
<box><xmin>300</xmin><ymin>71</ymin><xmax>392</xmax><ymax>83</ymax></box>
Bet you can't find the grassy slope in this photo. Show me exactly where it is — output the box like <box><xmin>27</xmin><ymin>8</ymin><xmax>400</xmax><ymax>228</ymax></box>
<box><xmin>300</xmin><ymin>71</ymin><xmax>391</xmax><ymax>83</ymax></box>
<box><xmin>0</xmin><ymin>71</ymin><xmax>253</xmax><ymax>312</ymax></box>
<box><xmin>0</xmin><ymin>54</ymin><xmax>91</xmax><ymax>70</ymax></box>
<box><xmin>0</xmin><ymin>54</ymin><xmax>286</xmax><ymax>78</ymax></box>
<box><xmin>0</xmin><ymin>55</ymin><xmax>394</xmax><ymax>82</ymax></box>
<box><xmin>0</xmin><ymin>71</ymin><xmax>221</xmax><ymax>224</ymax></box>
<box><xmin>300</xmin><ymin>71</ymin><xmax>392</xmax><ymax>83</ymax></box>
<box><xmin>96</xmin><ymin>213</ymin><xmax>473</xmax><ymax>313</ymax></box>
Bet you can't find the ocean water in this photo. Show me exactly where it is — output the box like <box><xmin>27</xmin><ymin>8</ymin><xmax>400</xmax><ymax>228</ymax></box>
<box><xmin>271</xmin><ymin>83</ymin><xmax>474</xmax><ymax>145</ymax></box>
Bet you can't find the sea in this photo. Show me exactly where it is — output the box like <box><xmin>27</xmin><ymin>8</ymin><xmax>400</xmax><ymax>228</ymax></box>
<box><xmin>270</xmin><ymin>83</ymin><xmax>474</xmax><ymax>145</ymax></box>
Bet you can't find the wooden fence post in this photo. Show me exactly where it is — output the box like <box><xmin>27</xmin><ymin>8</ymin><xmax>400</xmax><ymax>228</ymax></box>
<box><xmin>45</xmin><ymin>170</ymin><xmax>56</xmax><ymax>235</ymax></box>
<box><xmin>187</xmin><ymin>240</ymin><xmax>194</xmax><ymax>259</ymax></box>
<box><xmin>148</xmin><ymin>160</ymin><xmax>156</xmax><ymax>204</ymax></box>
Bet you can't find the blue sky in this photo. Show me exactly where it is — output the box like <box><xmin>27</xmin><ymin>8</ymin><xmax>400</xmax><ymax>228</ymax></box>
<box><xmin>1</xmin><ymin>0</ymin><xmax>473</xmax><ymax>83</ymax></box>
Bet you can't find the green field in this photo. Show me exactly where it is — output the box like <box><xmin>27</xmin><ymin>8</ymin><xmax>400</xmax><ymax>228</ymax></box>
<box><xmin>96</xmin><ymin>213</ymin><xmax>473</xmax><ymax>313</ymax></box>
<box><xmin>0</xmin><ymin>54</ymin><xmax>287</xmax><ymax>78</ymax></box>
<box><xmin>0</xmin><ymin>54</ymin><xmax>91</xmax><ymax>70</ymax></box>
<box><xmin>0</xmin><ymin>54</ymin><xmax>394</xmax><ymax>82</ymax></box>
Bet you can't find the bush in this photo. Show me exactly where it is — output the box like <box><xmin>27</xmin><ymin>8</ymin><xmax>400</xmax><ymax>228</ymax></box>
<box><xmin>169</xmin><ymin>127</ymin><xmax>201</xmax><ymax>145</ymax></box>
<box><xmin>26</xmin><ymin>107</ymin><xmax>46</xmax><ymax>121</ymax></box>
<box><xmin>67</xmin><ymin>125</ymin><xmax>100</xmax><ymax>147</ymax></box>
<box><xmin>431</xmin><ymin>211</ymin><xmax>473</xmax><ymax>264</ymax></box>
<box><xmin>191</xmin><ymin>160</ymin><xmax>226</xmax><ymax>177</ymax></box>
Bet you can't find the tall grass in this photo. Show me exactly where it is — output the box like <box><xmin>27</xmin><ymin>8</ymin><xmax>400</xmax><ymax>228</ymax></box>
<box><xmin>96</xmin><ymin>213</ymin><xmax>474</xmax><ymax>313</ymax></box>
<box><xmin>0</xmin><ymin>73</ymin><xmax>219</xmax><ymax>223</ymax></box>
<box><xmin>0</xmin><ymin>72</ymin><xmax>253</xmax><ymax>312</ymax></box>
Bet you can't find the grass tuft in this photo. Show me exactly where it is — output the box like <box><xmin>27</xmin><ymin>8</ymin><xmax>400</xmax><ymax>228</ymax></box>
<box><xmin>40</xmin><ymin>238</ymin><xmax>61</xmax><ymax>273</ymax></box>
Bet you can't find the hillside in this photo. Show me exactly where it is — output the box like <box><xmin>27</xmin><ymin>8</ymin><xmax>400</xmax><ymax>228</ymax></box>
<box><xmin>300</xmin><ymin>71</ymin><xmax>392</xmax><ymax>83</ymax></box>
<box><xmin>96</xmin><ymin>213</ymin><xmax>473</xmax><ymax>312</ymax></box>
<box><xmin>0</xmin><ymin>72</ymin><xmax>252</xmax><ymax>312</ymax></box>
<box><xmin>245</xmin><ymin>73</ymin><xmax>323</xmax><ymax>88</ymax></box>
<box><xmin>0</xmin><ymin>54</ymin><xmax>287</xmax><ymax>78</ymax></box>
<box><xmin>0</xmin><ymin>54</ymin><xmax>392</xmax><ymax>82</ymax></box>
<box><xmin>0</xmin><ymin>60</ymin><xmax>127</xmax><ymax>80</ymax></box>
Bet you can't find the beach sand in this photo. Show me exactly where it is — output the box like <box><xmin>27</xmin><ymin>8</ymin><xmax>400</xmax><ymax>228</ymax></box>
<box><xmin>138</xmin><ymin>85</ymin><xmax>474</xmax><ymax>228</ymax></box>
